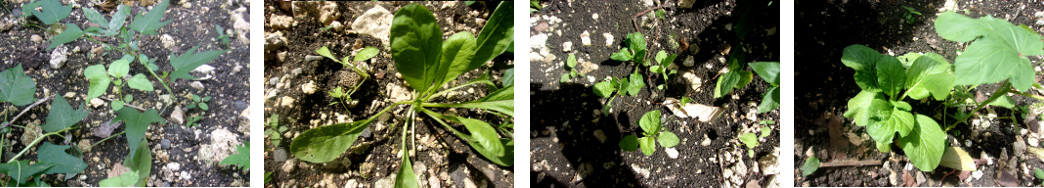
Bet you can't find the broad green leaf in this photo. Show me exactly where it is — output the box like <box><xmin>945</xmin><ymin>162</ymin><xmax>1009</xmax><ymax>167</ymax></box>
<box><xmin>655</xmin><ymin>50</ymin><xmax>667</xmax><ymax>63</ymax></box>
<box><xmin>49</xmin><ymin>23</ymin><xmax>83</xmax><ymax>50</ymax></box>
<box><xmin>936</xmin><ymin>12</ymin><xmax>1044</xmax><ymax>92</ymax></box>
<box><xmin>220</xmin><ymin>142</ymin><xmax>250</xmax><ymax>170</ymax></box>
<box><xmin>106</xmin><ymin>5</ymin><xmax>130</xmax><ymax>36</ymax></box>
<box><xmin>934</xmin><ymin>11</ymin><xmax>992</xmax><ymax>42</ymax></box>
<box><xmin>32</xmin><ymin>0</ymin><xmax>71</xmax><ymax>25</ymax></box>
<box><xmin>117</xmin><ymin>108</ymin><xmax>163</xmax><ymax>162</ymax></box>
<box><xmin>291</xmin><ymin>120</ymin><xmax>371</xmax><ymax>163</ymax></box>
<box><xmin>107</xmin><ymin>55</ymin><xmax>133</xmax><ymax>78</ymax></box>
<box><xmin>988</xmin><ymin>95</ymin><xmax>1016</xmax><ymax>109</ymax></box>
<box><xmin>904</xmin><ymin>53</ymin><xmax>954</xmax><ymax>100</ymax></box>
<box><xmin>111</xmin><ymin>100</ymin><xmax>124</xmax><ymax>111</ymax></box>
<box><xmin>458</xmin><ymin>117</ymin><xmax>504</xmax><ymax>158</ymax></box>
<box><xmin>840</xmin><ymin>45</ymin><xmax>882</xmax><ymax>92</ymax></box>
<box><xmin>626</xmin><ymin>32</ymin><xmax>647</xmax><ymax>65</ymax></box>
<box><xmin>470</xmin><ymin>2</ymin><xmax>514</xmax><ymax>69</ymax></box>
<box><xmin>657</xmin><ymin>131</ymin><xmax>679</xmax><ymax>148</ymax></box>
<box><xmin>714</xmin><ymin>70</ymin><xmax>741</xmax><ymax>98</ymax></box>
<box><xmin>887</xmin><ymin>101</ymin><xmax>915</xmax><ymax>137</ymax></box>
<box><xmin>431</xmin><ymin>32</ymin><xmax>477</xmax><ymax>92</ymax></box>
<box><xmin>394</xmin><ymin>146</ymin><xmax>419</xmax><ymax>188</ymax></box>
<box><xmin>99</xmin><ymin>170</ymin><xmax>138</xmax><ymax>187</ymax></box>
<box><xmin>757</xmin><ymin>86</ymin><xmax>780</xmax><ymax>113</ymax></box>
<box><xmin>875</xmin><ymin>55</ymin><xmax>905</xmax><ymax>98</ymax></box>
<box><xmin>593</xmin><ymin>81</ymin><xmax>614</xmax><ymax>98</ymax></box>
<box><xmin>939</xmin><ymin>147</ymin><xmax>976</xmax><ymax>171</ymax></box>
<box><xmin>84</xmin><ymin>64</ymin><xmax>110</xmax><ymax>102</ymax></box>
<box><xmin>354</xmin><ymin>47</ymin><xmax>380</xmax><ymax>63</ymax></box>
<box><xmin>802</xmin><ymin>157</ymin><xmax>820</xmax><ymax>176</ymax></box>
<box><xmin>123</xmin><ymin>139</ymin><xmax>151</xmax><ymax>186</ymax></box>
<box><xmin>21</xmin><ymin>1</ymin><xmax>43</xmax><ymax>19</ymax></box>
<box><xmin>566</xmin><ymin>53</ymin><xmax>577</xmax><ymax>68</ymax></box>
<box><xmin>626</xmin><ymin>72</ymin><xmax>645</xmax><ymax>96</ymax></box>
<box><xmin>749</xmin><ymin>61</ymin><xmax>780</xmax><ymax>85</ymax></box>
<box><xmin>316</xmin><ymin>46</ymin><xmax>339</xmax><ymax>63</ymax></box>
<box><xmin>619</xmin><ymin>135</ymin><xmax>639</xmax><ymax>151</ymax></box>
<box><xmin>843</xmin><ymin>91</ymin><xmax>883</xmax><ymax>126</ymax></box>
<box><xmin>0</xmin><ymin>160</ymin><xmax>52</xmax><ymax>185</ymax></box>
<box><xmin>42</xmin><ymin>96</ymin><xmax>87</xmax><ymax>133</ymax></box>
<box><xmin>864</xmin><ymin>99</ymin><xmax>897</xmax><ymax>145</ymax></box>
<box><xmin>638</xmin><ymin>110</ymin><xmax>661</xmax><ymax>134</ymax></box>
<box><xmin>1037</xmin><ymin>168</ymin><xmax>1044</xmax><ymax>180</ymax></box>
<box><xmin>82</xmin><ymin>8</ymin><xmax>108</xmax><ymax>26</ymax></box>
<box><xmin>897</xmin><ymin>52</ymin><xmax>922</xmax><ymax>69</ymax></box>
<box><xmin>0</xmin><ymin>65</ymin><xmax>37</xmax><ymax>106</ymax></box>
<box><xmin>736</xmin><ymin>70</ymin><xmax>753</xmax><ymax>89</ymax></box>
<box><xmin>127</xmin><ymin>73</ymin><xmax>154</xmax><ymax>91</ymax></box>
<box><xmin>129</xmin><ymin>0</ymin><xmax>170</xmax><ymax>35</ymax></box>
<box><xmin>610</xmin><ymin>48</ymin><xmax>633</xmax><ymax>62</ymax></box>
<box><xmin>899</xmin><ymin>114</ymin><xmax>947</xmax><ymax>172</ymax></box>
<box><xmin>638</xmin><ymin>136</ymin><xmax>655</xmax><ymax>156</ymax></box>
<box><xmin>391</xmin><ymin>4</ymin><xmax>443</xmax><ymax>94</ymax></box>
<box><xmin>169</xmin><ymin>45</ymin><xmax>226</xmax><ymax>82</ymax></box>
<box><xmin>502</xmin><ymin>67</ymin><xmax>514</xmax><ymax>86</ymax></box>
<box><xmin>37</xmin><ymin>142</ymin><xmax>87</xmax><ymax>179</ymax></box>
<box><xmin>739</xmin><ymin>132</ymin><xmax>759</xmax><ymax>149</ymax></box>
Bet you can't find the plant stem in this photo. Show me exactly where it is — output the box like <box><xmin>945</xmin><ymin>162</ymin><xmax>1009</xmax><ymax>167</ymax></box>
<box><xmin>0</xmin><ymin>96</ymin><xmax>52</xmax><ymax>129</ymax></box>
<box><xmin>950</xmin><ymin>81</ymin><xmax>1011</xmax><ymax>128</ymax></box>
<box><xmin>419</xmin><ymin>108</ymin><xmax>470</xmax><ymax>140</ymax></box>
<box><xmin>88</xmin><ymin>131</ymin><xmax>126</xmax><ymax>150</ymax></box>
<box><xmin>1009</xmin><ymin>90</ymin><xmax>1044</xmax><ymax>100</ymax></box>
<box><xmin>7</xmin><ymin>126</ymin><xmax>76</xmax><ymax>163</ymax></box>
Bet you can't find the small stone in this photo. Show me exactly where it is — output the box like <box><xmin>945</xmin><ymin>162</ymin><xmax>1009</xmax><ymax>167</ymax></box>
<box><xmin>683</xmin><ymin>56</ymin><xmax>695</xmax><ymax>67</ymax></box>
<box><xmin>701</xmin><ymin>134</ymin><xmax>712</xmax><ymax>146</ymax></box>
<box><xmin>317</xmin><ymin>2</ymin><xmax>339</xmax><ymax>25</ymax></box>
<box><xmin>269</xmin><ymin>15</ymin><xmax>294</xmax><ymax>30</ymax></box>
<box><xmin>1030</xmin><ymin>137</ymin><xmax>1039</xmax><ymax>147</ymax></box>
<box><xmin>603</xmin><ymin>33</ymin><xmax>614</xmax><ymax>46</ymax></box>
<box><xmin>301</xmin><ymin>81</ymin><xmax>317</xmax><ymax>94</ymax></box>
<box><xmin>562</xmin><ymin>41</ymin><xmax>573</xmax><ymax>52</ymax></box>
<box><xmin>593</xmin><ymin>129</ymin><xmax>606</xmax><ymax>143</ymax></box>
<box><xmin>682</xmin><ymin>71</ymin><xmax>702</xmax><ymax>92</ymax></box>
<box><xmin>160</xmin><ymin>139</ymin><xmax>172</xmax><ymax>149</ymax></box>
<box><xmin>273</xmin><ymin>148</ymin><xmax>288</xmax><ymax>162</ymax></box>
<box><xmin>90</xmin><ymin>98</ymin><xmax>105</xmax><ymax>108</ymax></box>
<box><xmin>50</xmin><ymin>45</ymin><xmax>69</xmax><ymax>69</ymax></box>
<box><xmin>190</xmin><ymin>81</ymin><xmax>205</xmax><ymax>90</ymax></box>
<box><xmin>665</xmin><ymin>148</ymin><xmax>679</xmax><ymax>159</ymax></box>
<box><xmin>352</xmin><ymin>6</ymin><xmax>393</xmax><ymax>47</ymax></box>
<box><xmin>160</xmin><ymin>34</ymin><xmax>176</xmax><ymax>49</ymax></box>
<box><xmin>281</xmin><ymin>159</ymin><xmax>296</xmax><ymax>173</ymax></box>
<box><xmin>31</xmin><ymin>35</ymin><xmax>43</xmax><ymax>43</ymax></box>
<box><xmin>192</xmin><ymin>64</ymin><xmax>216</xmax><ymax>75</ymax></box>
<box><xmin>580</xmin><ymin>31</ymin><xmax>591</xmax><ymax>46</ymax></box>
<box><xmin>328</xmin><ymin>21</ymin><xmax>343</xmax><ymax>32</ymax></box>
<box><xmin>64</xmin><ymin>92</ymin><xmax>76</xmax><ymax>98</ymax></box>
<box><xmin>265</xmin><ymin>31</ymin><xmax>287</xmax><ymax>49</ymax></box>
<box><xmin>170</xmin><ymin>107</ymin><xmax>185</xmax><ymax>124</ymax></box>
<box><xmin>305</xmin><ymin>55</ymin><xmax>323</xmax><ymax>63</ymax></box>
<box><xmin>166</xmin><ymin>162</ymin><xmax>181</xmax><ymax>171</ymax></box>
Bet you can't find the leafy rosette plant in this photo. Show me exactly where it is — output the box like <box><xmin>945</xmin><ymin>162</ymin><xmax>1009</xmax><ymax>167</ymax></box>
<box><xmin>290</xmin><ymin>3</ymin><xmax>514</xmax><ymax>187</ymax></box>
<box><xmin>618</xmin><ymin>110</ymin><xmax>679</xmax><ymax>156</ymax></box>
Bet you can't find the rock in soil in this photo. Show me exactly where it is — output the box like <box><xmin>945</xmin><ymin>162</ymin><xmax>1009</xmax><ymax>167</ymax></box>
<box><xmin>352</xmin><ymin>6</ymin><xmax>394</xmax><ymax>47</ymax></box>
<box><xmin>197</xmin><ymin>128</ymin><xmax>242</xmax><ymax>167</ymax></box>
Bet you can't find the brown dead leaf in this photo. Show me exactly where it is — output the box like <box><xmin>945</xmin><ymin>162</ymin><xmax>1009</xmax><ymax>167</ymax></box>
<box><xmin>93</xmin><ymin>119</ymin><xmax>121</xmax><ymax>138</ymax></box>
<box><xmin>902</xmin><ymin>170</ymin><xmax>915</xmax><ymax>187</ymax></box>
<box><xmin>108</xmin><ymin>163</ymin><xmax>131</xmax><ymax>178</ymax></box>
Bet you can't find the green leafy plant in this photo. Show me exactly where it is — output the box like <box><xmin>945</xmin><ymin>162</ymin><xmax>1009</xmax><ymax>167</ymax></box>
<box><xmin>0</xmin><ymin>96</ymin><xmax>90</xmax><ymax>186</ymax></box>
<box><xmin>183</xmin><ymin>94</ymin><xmax>211</xmax><ymax>128</ymax></box>
<box><xmin>317</xmin><ymin>45</ymin><xmax>380</xmax><ymax>112</ymax></box>
<box><xmin>901</xmin><ymin>6</ymin><xmax>922</xmax><ymax>24</ymax></box>
<box><xmin>801</xmin><ymin>156</ymin><xmax>820</xmax><ymax>177</ymax></box>
<box><xmin>220</xmin><ymin>142</ymin><xmax>249</xmax><ymax>170</ymax></box>
<box><xmin>592</xmin><ymin>72</ymin><xmax>645</xmax><ymax>116</ymax></box>
<box><xmin>560</xmin><ymin>53</ymin><xmax>585</xmax><ymax>82</ymax></box>
<box><xmin>530</xmin><ymin>0</ymin><xmax>541</xmax><ymax>13</ymax></box>
<box><xmin>290</xmin><ymin>3</ymin><xmax>514</xmax><ymax>188</ymax></box>
<box><xmin>650</xmin><ymin>50</ymin><xmax>678</xmax><ymax>90</ymax></box>
<box><xmin>265</xmin><ymin>114</ymin><xmax>287</xmax><ymax>151</ymax></box>
<box><xmin>610</xmin><ymin>32</ymin><xmax>649</xmax><ymax>66</ymax></box>
<box><xmin>713</xmin><ymin>50</ymin><xmax>755</xmax><ymax>99</ymax></box>
<box><xmin>215</xmin><ymin>25</ymin><xmax>233</xmax><ymax>47</ymax></box>
<box><xmin>20</xmin><ymin>0</ymin><xmax>70</xmax><ymax>25</ymax></box>
<box><xmin>618</xmin><ymin>110</ymin><xmax>679</xmax><ymax>156</ymax></box>
<box><xmin>750</xmin><ymin>62</ymin><xmax>780</xmax><ymax>113</ymax></box>
<box><xmin>738</xmin><ymin>126</ymin><xmax>771</xmax><ymax>157</ymax></box>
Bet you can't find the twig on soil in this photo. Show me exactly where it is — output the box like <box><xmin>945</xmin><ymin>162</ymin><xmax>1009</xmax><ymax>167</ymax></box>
<box><xmin>817</xmin><ymin>159</ymin><xmax>882</xmax><ymax>168</ymax></box>
<box><xmin>632</xmin><ymin>3</ymin><xmax>673</xmax><ymax>34</ymax></box>
<box><xmin>99</xmin><ymin>97</ymin><xmax>148</xmax><ymax>111</ymax></box>
<box><xmin>0</xmin><ymin>95</ymin><xmax>53</xmax><ymax>129</ymax></box>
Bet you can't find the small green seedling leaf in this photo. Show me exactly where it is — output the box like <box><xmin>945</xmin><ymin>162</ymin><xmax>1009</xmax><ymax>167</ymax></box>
<box><xmin>610</xmin><ymin>48</ymin><xmax>633</xmax><ymax>62</ymax></box>
<box><xmin>638</xmin><ymin>136</ymin><xmax>655</xmax><ymax>156</ymax></box>
<box><xmin>1035</xmin><ymin>168</ymin><xmax>1044</xmax><ymax>180</ymax></box>
<box><xmin>638</xmin><ymin>110</ymin><xmax>661</xmax><ymax>134</ymax></box>
<box><xmin>49</xmin><ymin>23</ymin><xmax>83</xmax><ymax>50</ymax></box>
<box><xmin>42</xmin><ymin>96</ymin><xmax>88</xmax><ymax>133</ymax></box>
<box><xmin>111</xmin><ymin>100</ymin><xmax>124</xmax><ymax>111</ymax></box>
<box><xmin>84</xmin><ymin>64</ymin><xmax>110</xmax><ymax>102</ymax></box>
<box><xmin>129</xmin><ymin>0</ymin><xmax>170</xmax><ymax>35</ymax></box>
<box><xmin>626</xmin><ymin>72</ymin><xmax>645</xmax><ymax>96</ymax></box>
<box><xmin>316</xmin><ymin>46</ymin><xmax>340</xmax><ymax>63</ymax></box>
<box><xmin>749</xmin><ymin>61</ymin><xmax>780</xmax><ymax>85</ymax></box>
<box><xmin>107</xmin><ymin>55</ymin><xmax>132</xmax><ymax>78</ymax></box>
<box><xmin>657</xmin><ymin>131</ymin><xmax>679</xmax><ymax>148</ymax></box>
<box><xmin>566</xmin><ymin>53</ymin><xmax>577</xmax><ymax>69</ymax></box>
<box><xmin>220</xmin><ymin>142</ymin><xmax>250</xmax><ymax>170</ymax></box>
<box><xmin>82</xmin><ymin>8</ymin><xmax>108</xmax><ymax>28</ymax></box>
<box><xmin>739</xmin><ymin>132</ymin><xmax>759</xmax><ymax>149</ymax></box>
<box><xmin>802</xmin><ymin>156</ymin><xmax>820</xmax><ymax>177</ymax></box>
<box><xmin>592</xmin><ymin>81</ymin><xmax>615</xmax><ymax>98</ymax></box>
<box><xmin>354</xmin><ymin>47</ymin><xmax>380</xmax><ymax>63</ymax></box>
<box><xmin>127</xmin><ymin>73</ymin><xmax>155</xmax><ymax>91</ymax></box>
<box><xmin>0</xmin><ymin>65</ymin><xmax>37</xmax><ymax>106</ymax></box>
<box><xmin>619</xmin><ymin>135</ymin><xmax>639</xmax><ymax>151</ymax></box>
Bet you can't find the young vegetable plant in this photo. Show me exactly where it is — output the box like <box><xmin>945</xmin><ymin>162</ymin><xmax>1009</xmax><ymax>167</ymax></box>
<box><xmin>220</xmin><ymin>142</ymin><xmax>249</xmax><ymax>170</ymax></box>
<box><xmin>265</xmin><ymin>115</ymin><xmax>287</xmax><ymax>151</ymax></box>
<box><xmin>184</xmin><ymin>94</ymin><xmax>211</xmax><ymax>127</ymax></box>
<box><xmin>594</xmin><ymin>32</ymin><xmax>652</xmax><ymax>116</ymax></box>
<box><xmin>317</xmin><ymin>45</ymin><xmax>380</xmax><ymax>112</ymax></box>
<box><xmin>560</xmin><ymin>53</ymin><xmax>584</xmax><ymax>83</ymax></box>
<box><xmin>738</xmin><ymin>126</ymin><xmax>771</xmax><ymax>157</ymax></box>
<box><xmin>650</xmin><ymin>50</ymin><xmax>678</xmax><ymax>90</ymax></box>
<box><xmin>290</xmin><ymin>3</ymin><xmax>514</xmax><ymax>188</ymax></box>
<box><xmin>618</xmin><ymin>110</ymin><xmax>679</xmax><ymax>156</ymax></box>
<box><xmin>901</xmin><ymin>6</ymin><xmax>922</xmax><ymax>24</ymax></box>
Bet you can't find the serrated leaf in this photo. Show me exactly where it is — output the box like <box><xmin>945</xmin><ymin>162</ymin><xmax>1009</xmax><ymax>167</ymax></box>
<box><xmin>98</xmin><ymin>170</ymin><xmax>138</xmax><ymax>187</ymax></box>
<box><xmin>657</xmin><ymin>131</ymin><xmax>679</xmax><ymax>148</ymax></box>
<box><xmin>291</xmin><ymin>120</ymin><xmax>371</xmax><ymax>163</ymax></box>
<box><xmin>49</xmin><ymin>23</ymin><xmax>82</xmax><ymax>50</ymax></box>
<box><xmin>117</xmin><ymin>108</ymin><xmax>163</xmax><ymax>164</ymax></box>
<box><xmin>84</xmin><ymin>64</ymin><xmax>110</xmax><ymax>102</ymax></box>
<box><xmin>354</xmin><ymin>47</ymin><xmax>380</xmax><ymax>63</ymax></box>
<box><xmin>127</xmin><ymin>73</ymin><xmax>154</xmax><ymax>91</ymax></box>
<box><xmin>904</xmin><ymin>53</ymin><xmax>954</xmax><ymax>100</ymax></box>
<box><xmin>750</xmin><ymin>61</ymin><xmax>780</xmax><ymax>85</ymax></box>
<box><xmin>42</xmin><ymin>96</ymin><xmax>88</xmax><ymax>133</ymax></box>
<box><xmin>939</xmin><ymin>146</ymin><xmax>976</xmax><ymax>171</ymax></box>
<box><xmin>107</xmin><ymin>55</ymin><xmax>133</xmax><ymax>78</ymax></box>
<box><xmin>802</xmin><ymin>157</ymin><xmax>820</xmax><ymax>176</ymax></box>
<box><xmin>610</xmin><ymin>47</ymin><xmax>633</xmax><ymax>62</ymax></box>
<box><xmin>0</xmin><ymin>160</ymin><xmax>52</xmax><ymax>184</ymax></box>
<box><xmin>619</xmin><ymin>135</ymin><xmax>639</xmax><ymax>151</ymax></box>
<box><xmin>37</xmin><ymin>142</ymin><xmax>87</xmax><ymax>179</ymax></box>
<box><xmin>638</xmin><ymin>136</ymin><xmax>655</xmax><ymax>156</ymax></box>
<box><xmin>638</xmin><ymin>110</ymin><xmax>661</xmax><ymax>134</ymax></box>
<box><xmin>220</xmin><ymin>142</ymin><xmax>250</xmax><ymax>170</ymax></box>
<box><xmin>391</xmin><ymin>4</ymin><xmax>443</xmax><ymax>94</ymax></box>
<box><xmin>0</xmin><ymin>65</ymin><xmax>37</xmax><ymax>106</ymax></box>
<box><xmin>169</xmin><ymin>45</ymin><xmax>226</xmax><ymax>82</ymax></box>
<box><xmin>841</xmin><ymin>45</ymin><xmax>882</xmax><ymax>92</ymax></box>
<box><xmin>899</xmin><ymin>114</ymin><xmax>947</xmax><ymax>172</ymax></box>
<box><xmin>129</xmin><ymin>0</ymin><xmax>170</xmax><ymax>35</ymax></box>
<box><xmin>32</xmin><ymin>0</ymin><xmax>71</xmax><ymax>25</ymax></box>
<box><xmin>593</xmin><ymin>81</ymin><xmax>614</xmax><ymax>98</ymax></box>
<box><xmin>470</xmin><ymin>2</ymin><xmax>513</xmax><ymax>69</ymax></box>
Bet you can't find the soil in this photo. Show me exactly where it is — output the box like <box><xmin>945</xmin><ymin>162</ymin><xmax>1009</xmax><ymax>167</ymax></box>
<box><xmin>0</xmin><ymin>0</ymin><xmax>251</xmax><ymax>187</ymax></box>
<box><xmin>529</xmin><ymin>0</ymin><xmax>780</xmax><ymax>187</ymax></box>
<box><xmin>795</xmin><ymin>0</ymin><xmax>1044</xmax><ymax>186</ymax></box>
<box><xmin>263</xmin><ymin>1</ymin><xmax>514</xmax><ymax>188</ymax></box>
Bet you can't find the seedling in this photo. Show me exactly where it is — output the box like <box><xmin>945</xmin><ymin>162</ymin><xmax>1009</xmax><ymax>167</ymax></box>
<box><xmin>801</xmin><ymin>156</ymin><xmax>820</xmax><ymax>177</ymax></box>
<box><xmin>265</xmin><ymin>115</ymin><xmax>287</xmax><ymax>151</ymax></box>
<box><xmin>592</xmin><ymin>72</ymin><xmax>646</xmax><ymax>116</ymax></box>
<box><xmin>738</xmin><ymin>126</ymin><xmax>771</xmax><ymax>157</ymax></box>
<box><xmin>215</xmin><ymin>25</ymin><xmax>233</xmax><ymax>47</ymax></box>
<box><xmin>650</xmin><ymin>50</ymin><xmax>678</xmax><ymax>90</ymax></box>
<box><xmin>902</xmin><ymin>6</ymin><xmax>922</xmax><ymax>24</ymax></box>
<box><xmin>290</xmin><ymin>3</ymin><xmax>515</xmax><ymax>188</ymax></box>
<box><xmin>316</xmin><ymin>45</ymin><xmax>380</xmax><ymax>110</ymax></box>
<box><xmin>183</xmin><ymin>94</ymin><xmax>210</xmax><ymax>128</ymax></box>
<box><xmin>220</xmin><ymin>142</ymin><xmax>250</xmax><ymax>170</ymax></box>
<box><xmin>619</xmin><ymin>110</ymin><xmax>679</xmax><ymax>156</ymax></box>
<box><xmin>20</xmin><ymin>0</ymin><xmax>70</xmax><ymax>26</ymax></box>
<box><xmin>560</xmin><ymin>53</ymin><xmax>584</xmax><ymax>82</ymax></box>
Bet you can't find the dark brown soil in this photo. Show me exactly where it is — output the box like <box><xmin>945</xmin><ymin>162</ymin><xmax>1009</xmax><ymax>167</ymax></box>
<box><xmin>0</xmin><ymin>0</ymin><xmax>251</xmax><ymax>187</ymax></box>
<box><xmin>530</xmin><ymin>0</ymin><xmax>779</xmax><ymax>187</ymax></box>
<box><xmin>264</xmin><ymin>1</ymin><xmax>514</xmax><ymax>188</ymax></box>
<box><xmin>796</xmin><ymin>0</ymin><xmax>1044</xmax><ymax>186</ymax></box>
